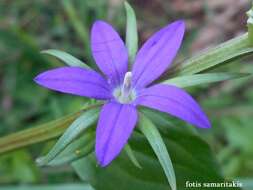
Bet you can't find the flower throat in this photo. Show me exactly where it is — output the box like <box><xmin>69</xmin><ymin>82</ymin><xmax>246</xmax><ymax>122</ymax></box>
<box><xmin>113</xmin><ymin>72</ymin><xmax>136</xmax><ymax>104</ymax></box>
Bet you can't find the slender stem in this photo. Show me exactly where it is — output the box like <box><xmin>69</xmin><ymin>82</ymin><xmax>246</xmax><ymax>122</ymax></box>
<box><xmin>0</xmin><ymin>103</ymin><xmax>102</xmax><ymax>155</ymax></box>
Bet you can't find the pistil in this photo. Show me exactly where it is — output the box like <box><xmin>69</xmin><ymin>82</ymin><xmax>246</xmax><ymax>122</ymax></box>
<box><xmin>121</xmin><ymin>72</ymin><xmax>132</xmax><ymax>98</ymax></box>
<box><xmin>113</xmin><ymin>72</ymin><xmax>136</xmax><ymax>104</ymax></box>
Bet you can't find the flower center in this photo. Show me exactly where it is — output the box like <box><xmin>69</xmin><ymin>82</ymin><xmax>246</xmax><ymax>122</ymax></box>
<box><xmin>113</xmin><ymin>72</ymin><xmax>136</xmax><ymax>104</ymax></box>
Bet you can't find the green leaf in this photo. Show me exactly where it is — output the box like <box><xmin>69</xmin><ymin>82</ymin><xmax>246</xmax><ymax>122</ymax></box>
<box><xmin>138</xmin><ymin>113</ymin><xmax>176</xmax><ymax>190</ymax></box>
<box><xmin>72</xmin><ymin>155</ymin><xmax>95</xmax><ymax>182</ymax></box>
<box><xmin>238</xmin><ymin>178</ymin><xmax>253</xmax><ymax>190</ymax></box>
<box><xmin>124</xmin><ymin>143</ymin><xmax>142</xmax><ymax>169</ymax></box>
<box><xmin>170</xmin><ymin>33</ymin><xmax>253</xmax><ymax>76</ymax></box>
<box><xmin>125</xmin><ymin>1</ymin><xmax>138</xmax><ymax>65</ymax></box>
<box><xmin>11</xmin><ymin>150</ymin><xmax>39</xmax><ymax>183</ymax></box>
<box><xmin>247</xmin><ymin>3</ymin><xmax>253</xmax><ymax>45</ymax></box>
<box><xmin>0</xmin><ymin>184</ymin><xmax>93</xmax><ymax>190</ymax></box>
<box><xmin>41</xmin><ymin>49</ymin><xmax>90</xmax><ymax>69</ymax></box>
<box><xmin>36</xmin><ymin>107</ymin><xmax>100</xmax><ymax>166</ymax></box>
<box><xmin>48</xmin><ymin>131</ymin><xmax>95</xmax><ymax>166</ymax></box>
<box><xmin>162</xmin><ymin>73</ymin><xmax>250</xmax><ymax>88</ymax></box>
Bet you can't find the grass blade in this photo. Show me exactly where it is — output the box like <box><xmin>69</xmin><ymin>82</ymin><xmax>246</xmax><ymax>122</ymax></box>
<box><xmin>0</xmin><ymin>184</ymin><xmax>93</xmax><ymax>190</ymax></box>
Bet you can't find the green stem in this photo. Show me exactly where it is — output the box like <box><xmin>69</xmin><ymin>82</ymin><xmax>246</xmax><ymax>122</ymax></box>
<box><xmin>0</xmin><ymin>104</ymin><xmax>102</xmax><ymax>155</ymax></box>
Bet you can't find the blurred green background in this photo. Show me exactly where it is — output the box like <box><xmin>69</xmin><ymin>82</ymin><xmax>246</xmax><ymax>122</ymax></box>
<box><xmin>0</xmin><ymin>0</ymin><xmax>253</xmax><ymax>188</ymax></box>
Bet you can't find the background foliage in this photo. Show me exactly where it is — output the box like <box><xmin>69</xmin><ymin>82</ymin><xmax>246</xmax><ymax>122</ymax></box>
<box><xmin>0</xmin><ymin>0</ymin><xmax>253</xmax><ymax>189</ymax></box>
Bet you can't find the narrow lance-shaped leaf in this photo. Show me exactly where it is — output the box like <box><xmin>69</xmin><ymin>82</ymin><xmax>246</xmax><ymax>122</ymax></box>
<box><xmin>41</xmin><ymin>49</ymin><xmax>90</xmax><ymax>69</ymax></box>
<box><xmin>247</xmin><ymin>3</ymin><xmax>253</xmax><ymax>45</ymax></box>
<box><xmin>162</xmin><ymin>72</ymin><xmax>250</xmax><ymax>88</ymax></box>
<box><xmin>0</xmin><ymin>184</ymin><xmax>93</xmax><ymax>190</ymax></box>
<box><xmin>138</xmin><ymin>113</ymin><xmax>177</xmax><ymax>190</ymax></box>
<box><xmin>36</xmin><ymin>107</ymin><xmax>100</xmax><ymax>166</ymax></box>
<box><xmin>169</xmin><ymin>33</ymin><xmax>253</xmax><ymax>76</ymax></box>
<box><xmin>125</xmin><ymin>1</ymin><xmax>138</xmax><ymax>65</ymax></box>
<box><xmin>48</xmin><ymin>131</ymin><xmax>95</xmax><ymax>166</ymax></box>
<box><xmin>124</xmin><ymin>143</ymin><xmax>142</xmax><ymax>169</ymax></box>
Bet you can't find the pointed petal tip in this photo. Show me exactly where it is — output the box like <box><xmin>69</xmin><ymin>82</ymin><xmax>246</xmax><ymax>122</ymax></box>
<box><xmin>33</xmin><ymin>74</ymin><xmax>43</xmax><ymax>84</ymax></box>
<box><xmin>203</xmin><ymin>119</ymin><xmax>212</xmax><ymax>129</ymax></box>
<box><xmin>33</xmin><ymin>72</ymin><xmax>51</xmax><ymax>87</ymax></box>
<box><xmin>175</xmin><ymin>19</ymin><xmax>185</xmax><ymax>26</ymax></box>
<box><xmin>91</xmin><ymin>20</ymin><xmax>107</xmax><ymax>34</ymax></box>
<box><xmin>95</xmin><ymin>149</ymin><xmax>112</xmax><ymax>168</ymax></box>
<box><xmin>92</xmin><ymin>20</ymin><xmax>110</xmax><ymax>29</ymax></box>
<box><xmin>172</xmin><ymin>20</ymin><xmax>185</xmax><ymax>32</ymax></box>
<box><xmin>196</xmin><ymin>115</ymin><xmax>212</xmax><ymax>129</ymax></box>
<box><xmin>165</xmin><ymin>20</ymin><xmax>185</xmax><ymax>37</ymax></box>
<box><xmin>33</xmin><ymin>76</ymin><xmax>39</xmax><ymax>83</ymax></box>
<box><xmin>98</xmin><ymin>159</ymin><xmax>111</xmax><ymax>168</ymax></box>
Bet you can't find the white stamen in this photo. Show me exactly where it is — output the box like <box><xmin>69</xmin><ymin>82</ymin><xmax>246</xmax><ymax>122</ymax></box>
<box><xmin>121</xmin><ymin>72</ymin><xmax>132</xmax><ymax>96</ymax></box>
<box><xmin>123</xmin><ymin>72</ymin><xmax>132</xmax><ymax>88</ymax></box>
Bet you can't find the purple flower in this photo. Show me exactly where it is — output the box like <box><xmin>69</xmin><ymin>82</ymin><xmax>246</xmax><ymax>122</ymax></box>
<box><xmin>34</xmin><ymin>20</ymin><xmax>211</xmax><ymax>167</ymax></box>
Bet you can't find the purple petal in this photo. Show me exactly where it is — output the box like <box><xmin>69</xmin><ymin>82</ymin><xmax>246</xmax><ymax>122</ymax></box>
<box><xmin>136</xmin><ymin>84</ymin><xmax>211</xmax><ymax>128</ymax></box>
<box><xmin>34</xmin><ymin>67</ymin><xmax>112</xmax><ymax>100</ymax></box>
<box><xmin>132</xmin><ymin>20</ymin><xmax>185</xmax><ymax>89</ymax></box>
<box><xmin>96</xmin><ymin>102</ymin><xmax>138</xmax><ymax>167</ymax></box>
<box><xmin>91</xmin><ymin>20</ymin><xmax>128</xmax><ymax>86</ymax></box>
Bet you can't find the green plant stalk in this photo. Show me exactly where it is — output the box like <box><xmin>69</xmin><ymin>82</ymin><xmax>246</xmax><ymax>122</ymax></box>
<box><xmin>0</xmin><ymin>104</ymin><xmax>101</xmax><ymax>155</ymax></box>
<box><xmin>169</xmin><ymin>33</ymin><xmax>252</xmax><ymax>76</ymax></box>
